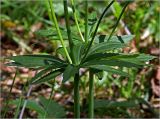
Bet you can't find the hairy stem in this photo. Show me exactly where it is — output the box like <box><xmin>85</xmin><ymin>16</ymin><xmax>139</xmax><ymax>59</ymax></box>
<box><xmin>71</xmin><ymin>0</ymin><xmax>85</xmax><ymax>42</ymax></box>
<box><xmin>74</xmin><ymin>73</ymin><xmax>80</xmax><ymax>118</ymax></box>
<box><xmin>89</xmin><ymin>71</ymin><xmax>94</xmax><ymax>118</ymax></box>
<box><xmin>48</xmin><ymin>0</ymin><xmax>72</xmax><ymax>64</ymax></box>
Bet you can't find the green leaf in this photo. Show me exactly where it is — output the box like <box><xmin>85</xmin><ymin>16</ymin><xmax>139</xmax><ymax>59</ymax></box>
<box><xmin>88</xmin><ymin>65</ymin><xmax>129</xmax><ymax>77</ymax></box>
<box><xmin>35</xmin><ymin>28</ymin><xmax>58</xmax><ymax>37</ymax></box>
<box><xmin>6</xmin><ymin>55</ymin><xmax>66</xmax><ymax>68</ymax></box>
<box><xmin>29</xmin><ymin>65</ymin><xmax>56</xmax><ymax>84</ymax></box>
<box><xmin>83</xmin><ymin>53</ymin><xmax>155</xmax><ymax>68</ymax></box>
<box><xmin>83</xmin><ymin>59</ymin><xmax>141</xmax><ymax>68</ymax></box>
<box><xmin>39</xmin><ymin>96</ymin><xmax>65</xmax><ymax>118</ymax></box>
<box><xmin>9</xmin><ymin>99</ymin><xmax>45</xmax><ymax>116</ymax></box>
<box><xmin>88</xmin><ymin>42</ymin><xmax>126</xmax><ymax>55</ymax></box>
<box><xmin>133</xmin><ymin>53</ymin><xmax>156</xmax><ymax>62</ymax></box>
<box><xmin>85</xmin><ymin>53</ymin><xmax>119</xmax><ymax>62</ymax></box>
<box><xmin>32</xmin><ymin>69</ymin><xmax>62</xmax><ymax>84</ymax></box>
<box><xmin>111</xmin><ymin>53</ymin><xmax>156</xmax><ymax>66</ymax></box>
<box><xmin>62</xmin><ymin>64</ymin><xmax>78</xmax><ymax>83</ymax></box>
<box><xmin>85</xmin><ymin>53</ymin><xmax>139</xmax><ymax>62</ymax></box>
<box><xmin>94</xmin><ymin>35</ymin><xmax>135</xmax><ymax>44</ymax></box>
<box><xmin>35</xmin><ymin>28</ymin><xmax>82</xmax><ymax>44</ymax></box>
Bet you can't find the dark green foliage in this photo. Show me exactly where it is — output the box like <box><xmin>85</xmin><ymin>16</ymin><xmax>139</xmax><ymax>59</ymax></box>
<box><xmin>39</xmin><ymin>97</ymin><xmax>66</xmax><ymax>118</ymax></box>
<box><xmin>9</xmin><ymin>97</ymin><xmax>66</xmax><ymax>118</ymax></box>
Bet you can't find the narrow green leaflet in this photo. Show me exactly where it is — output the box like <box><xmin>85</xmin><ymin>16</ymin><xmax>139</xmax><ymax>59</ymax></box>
<box><xmin>83</xmin><ymin>59</ymin><xmax>142</xmax><ymax>68</ymax></box>
<box><xmin>6</xmin><ymin>55</ymin><xmax>66</xmax><ymax>68</ymax></box>
<box><xmin>32</xmin><ymin>69</ymin><xmax>62</xmax><ymax>84</ymax></box>
<box><xmin>109</xmin><ymin>53</ymin><xmax>155</xmax><ymax>62</ymax></box>
<box><xmin>85</xmin><ymin>53</ymin><xmax>139</xmax><ymax>62</ymax></box>
<box><xmin>111</xmin><ymin>53</ymin><xmax>156</xmax><ymax>66</ymax></box>
<box><xmin>88</xmin><ymin>65</ymin><xmax>129</xmax><ymax>77</ymax></box>
<box><xmin>94</xmin><ymin>35</ymin><xmax>135</xmax><ymax>44</ymax></box>
<box><xmin>62</xmin><ymin>64</ymin><xmax>78</xmax><ymax>83</ymax></box>
<box><xmin>133</xmin><ymin>53</ymin><xmax>156</xmax><ymax>62</ymax></box>
<box><xmin>85</xmin><ymin>53</ymin><xmax>119</xmax><ymax>62</ymax></box>
<box><xmin>35</xmin><ymin>28</ymin><xmax>82</xmax><ymax>43</ymax></box>
<box><xmin>83</xmin><ymin>53</ymin><xmax>155</xmax><ymax>68</ymax></box>
<box><xmin>39</xmin><ymin>96</ymin><xmax>66</xmax><ymax>118</ymax></box>
<box><xmin>29</xmin><ymin>65</ymin><xmax>56</xmax><ymax>84</ymax></box>
<box><xmin>35</xmin><ymin>28</ymin><xmax>58</xmax><ymax>37</ymax></box>
<box><xmin>88</xmin><ymin>42</ymin><xmax>126</xmax><ymax>55</ymax></box>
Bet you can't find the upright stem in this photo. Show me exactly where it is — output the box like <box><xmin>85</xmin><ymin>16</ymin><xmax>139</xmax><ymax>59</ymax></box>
<box><xmin>85</xmin><ymin>0</ymin><xmax>88</xmax><ymax>43</ymax></box>
<box><xmin>71</xmin><ymin>0</ymin><xmax>85</xmax><ymax>42</ymax></box>
<box><xmin>74</xmin><ymin>73</ymin><xmax>80</xmax><ymax>118</ymax></box>
<box><xmin>89</xmin><ymin>71</ymin><xmax>94</xmax><ymax>118</ymax></box>
<box><xmin>48</xmin><ymin>0</ymin><xmax>72</xmax><ymax>64</ymax></box>
<box><xmin>63</xmin><ymin>0</ymin><xmax>74</xmax><ymax>62</ymax></box>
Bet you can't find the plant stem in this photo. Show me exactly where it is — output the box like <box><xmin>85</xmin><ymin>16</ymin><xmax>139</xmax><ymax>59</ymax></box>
<box><xmin>85</xmin><ymin>0</ymin><xmax>88</xmax><ymax>43</ymax></box>
<box><xmin>3</xmin><ymin>69</ymin><xmax>18</xmax><ymax>118</ymax></box>
<box><xmin>81</xmin><ymin>1</ymin><xmax>114</xmax><ymax>62</ymax></box>
<box><xmin>89</xmin><ymin>70</ymin><xmax>94</xmax><ymax>118</ymax></box>
<box><xmin>74</xmin><ymin>73</ymin><xmax>80</xmax><ymax>118</ymax></box>
<box><xmin>71</xmin><ymin>0</ymin><xmax>85</xmax><ymax>42</ymax></box>
<box><xmin>107</xmin><ymin>2</ymin><xmax>129</xmax><ymax>42</ymax></box>
<box><xmin>63</xmin><ymin>0</ymin><xmax>74</xmax><ymax>62</ymax></box>
<box><xmin>48</xmin><ymin>0</ymin><xmax>72</xmax><ymax>64</ymax></box>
